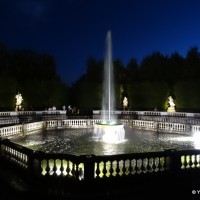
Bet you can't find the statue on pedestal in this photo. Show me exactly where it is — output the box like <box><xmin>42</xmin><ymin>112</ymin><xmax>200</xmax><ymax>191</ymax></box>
<box><xmin>123</xmin><ymin>97</ymin><xmax>128</xmax><ymax>109</ymax></box>
<box><xmin>15</xmin><ymin>92</ymin><xmax>23</xmax><ymax>111</ymax></box>
<box><xmin>167</xmin><ymin>96</ymin><xmax>175</xmax><ymax>112</ymax></box>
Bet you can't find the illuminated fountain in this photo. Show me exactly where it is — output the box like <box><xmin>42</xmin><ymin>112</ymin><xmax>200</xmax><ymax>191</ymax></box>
<box><xmin>94</xmin><ymin>31</ymin><xmax>125</xmax><ymax>144</ymax></box>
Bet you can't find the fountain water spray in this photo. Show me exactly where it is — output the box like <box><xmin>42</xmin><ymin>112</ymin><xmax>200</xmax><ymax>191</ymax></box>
<box><xmin>94</xmin><ymin>31</ymin><xmax>125</xmax><ymax>143</ymax></box>
<box><xmin>102</xmin><ymin>31</ymin><xmax>114</xmax><ymax>122</ymax></box>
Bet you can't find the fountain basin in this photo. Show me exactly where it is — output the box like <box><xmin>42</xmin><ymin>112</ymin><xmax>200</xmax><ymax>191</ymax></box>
<box><xmin>94</xmin><ymin>122</ymin><xmax>125</xmax><ymax>144</ymax></box>
<box><xmin>95</xmin><ymin>121</ymin><xmax>123</xmax><ymax>126</ymax></box>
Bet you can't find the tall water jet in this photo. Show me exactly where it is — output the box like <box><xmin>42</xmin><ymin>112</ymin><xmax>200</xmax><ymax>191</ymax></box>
<box><xmin>102</xmin><ymin>30</ymin><xmax>115</xmax><ymax>122</ymax></box>
<box><xmin>94</xmin><ymin>31</ymin><xmax>125</xmax><ymax>144</ymax></box>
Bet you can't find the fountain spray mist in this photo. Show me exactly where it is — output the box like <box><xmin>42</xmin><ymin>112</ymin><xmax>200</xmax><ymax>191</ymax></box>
<box><xmin>102</xmin><ymin>31</ymin><xmax>115</xmax><ymax>122</ymax></box>
<box><xmin>94</xmin><ymin>31</ymin><xmax>125</xmax><ymax>143</ymax></box>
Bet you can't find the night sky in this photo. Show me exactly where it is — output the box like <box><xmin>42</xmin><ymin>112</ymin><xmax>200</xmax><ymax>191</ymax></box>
<box><xmin>1</xmin><ymin>0</ymin><xmax>200</xmax><ymax>85</ymax></box>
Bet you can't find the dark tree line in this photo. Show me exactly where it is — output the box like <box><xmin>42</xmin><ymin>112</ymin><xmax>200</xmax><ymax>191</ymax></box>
<box><xmin>0</xmin><ymin>43</ymin><xmax>69</xmax><ymax>111</ymax></box>
<box><xmin>1</xmin><ymin>42</ymin><xmax>200</xmax><ymax>112</ymax></box>
<box><xmin>71</xmin><ymin>46</ymin><xmax>200</xmax><ymax>112</ymax></box>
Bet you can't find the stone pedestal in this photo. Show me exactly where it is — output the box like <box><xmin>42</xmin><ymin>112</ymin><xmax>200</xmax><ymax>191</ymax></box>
<box><xmin>167</xmin><ymin>107</ymin><xmax>175</xmax><ymax>112</ymax></box>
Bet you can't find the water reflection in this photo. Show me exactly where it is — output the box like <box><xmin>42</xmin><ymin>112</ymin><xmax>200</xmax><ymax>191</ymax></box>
<box><xmin>11</xmin><ymin>127</ymin><xmax>197</xmax><ymax>155</ymax></box>
<box><xmin>165</xmin><ymin>132</ymin><xmax>200</xmax><ymax>150</ymax></box>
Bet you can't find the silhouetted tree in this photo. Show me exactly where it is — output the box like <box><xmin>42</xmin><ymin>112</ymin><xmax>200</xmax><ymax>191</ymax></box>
<box><xmin>184</xmin><ymin>46</ymin><xmax>200</xmax><ymax>80</ymax></box>
<box><xmin>174</xmin><ymin>80</ymin><xmax>200</xmax><ymax>112</ymax></box>
<box><xmin>168</xmin><ymin>52</ymin><xmax>185</xmax><ymax>85</ymax></box>
<box><xmin>128</xmin><ymin>81</ymin><xmax>169</xmax><ymax>110</ymax></box>
<box><xmin>0</xmin><ymin>44</ymin><xmax>69</xmax><ymax>110</ymax></box>
<box><xmin>126</xmin><ymin>59</ymin><xmax>139</xmax><ymax>82</ymax></box>
<box><xmin>140</xmin><ymin>52</ymin><xmax>169</xmax><ymax>82</ymax></box>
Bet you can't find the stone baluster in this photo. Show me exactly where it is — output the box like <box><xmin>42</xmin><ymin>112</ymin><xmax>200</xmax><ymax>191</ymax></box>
<box><xmin>95</xmin><ymin>162</ymin><xmax>100</xmax><ymax>179</ymax></box>
<box><xmin>165</xmin><ymin>149</ymin><xmax>182</xmax><ymax>172</ymax></box>
<box><xmin>82</xmin><ymin>155</ymin><xmax>95</xmax><ymax>182</ymax></box>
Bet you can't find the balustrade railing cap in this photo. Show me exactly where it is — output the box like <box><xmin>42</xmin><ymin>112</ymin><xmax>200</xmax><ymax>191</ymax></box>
<box><xmin>80</xmin><ymin>154</ymin><xmax>95</xmax><ymax>159</ymax></box>
<box><xmin>33</xmin><ymin>150</ymin><xmax>44</xmax><ymax>154</ymax></box>
<box><xmin>164</xmin><ymin>148</ymin><xmax>177</xmax><ymax>152</ymax></box>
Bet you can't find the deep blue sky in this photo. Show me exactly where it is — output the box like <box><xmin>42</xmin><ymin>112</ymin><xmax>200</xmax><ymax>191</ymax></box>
<box><xmin>1</xmin><ymin>0</ymin><xmax>200</xmax><ymax>85</ymax></box>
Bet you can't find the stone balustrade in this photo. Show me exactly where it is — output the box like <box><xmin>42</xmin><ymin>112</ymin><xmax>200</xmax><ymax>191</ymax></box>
<box><xmin>191</xmin><ymin>125</ymin><xmax>200</xmax><ymax>133</ymax></box>
<box><xmin>0</xmin><ymin>125</ymin><xmax>23</xmax><ymax>138</ymax></box>
<box><xmin>158</xmin><ymin>122</ymin><xmax>186</xmax><ymax>132</ymax></box>
<box><xmin>0</xmin><ymin>122</ymin><xmax>44</xmax><ymax>138</ymax></box>
<box><xmin>1</xmin><ymin>138</ymin><xmax>200</xmax><ymax>182</ymax></box>
<box><xmin>0</xmin><ymin>118</ymin><xmax>199</xmax><ymax>139</ymax></box>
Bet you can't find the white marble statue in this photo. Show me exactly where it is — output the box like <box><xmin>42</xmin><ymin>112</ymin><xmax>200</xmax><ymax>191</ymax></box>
<box><xmin>15</xmin><ymin>92</ymin><xmax>23</xmax><ymax>111</ymax></box>
<box><xmin>123</xmin><ymin>97</ymin><xmax>128</xmax><ymax>108</ymax></box>
<box><xmin>167</xmin><ymin>96</ymin><xmax>175</xmax><ymax>112</ymax></box>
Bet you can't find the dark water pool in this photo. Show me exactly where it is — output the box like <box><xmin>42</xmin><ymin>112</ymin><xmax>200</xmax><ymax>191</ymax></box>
<box><xmin>11</xmin><ymin>127</ymin><xmax>199</xmax><ymax>155</ymax></box>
